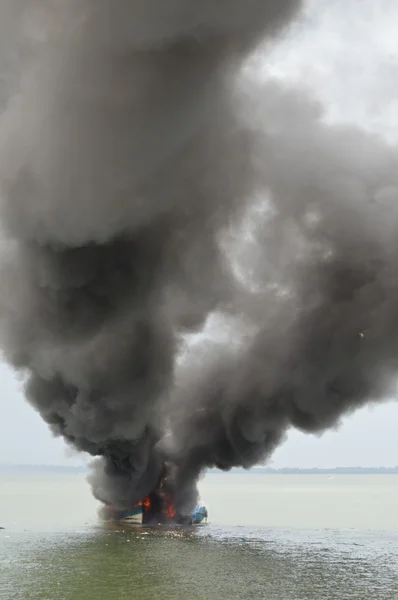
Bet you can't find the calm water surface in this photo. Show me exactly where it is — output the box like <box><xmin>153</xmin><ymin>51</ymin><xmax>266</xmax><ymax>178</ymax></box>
<box><xmin>1</xmin><ymin>473</ymin><xmax>397</xmax><ymax>599</ymax></box>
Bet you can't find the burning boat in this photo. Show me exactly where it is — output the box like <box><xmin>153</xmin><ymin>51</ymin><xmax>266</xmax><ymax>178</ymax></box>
<box><xmin>103</xmin><ymin>463</ymin><xmax>208</xmax><ymax>526</ymax></box>
<box><xmin>104</xmin><ymin>488</ymin><xmax>208</xmax><ymax>526</ymax></box>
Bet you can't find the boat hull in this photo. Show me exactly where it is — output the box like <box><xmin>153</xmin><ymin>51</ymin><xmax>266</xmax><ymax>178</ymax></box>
<box><xmin>105</xmin><ymin>503</ymin><xmax>208</xmax><ymax>526</ymax></box>
<box><xmin>190</xmin><ymin>506</ymin><xmax>208</xmax><ymax>524</ymax></box>
<box><xmin>119</xmin><ymin>506</ymin><xmax>143</xmax><ymax>525</ymax></box>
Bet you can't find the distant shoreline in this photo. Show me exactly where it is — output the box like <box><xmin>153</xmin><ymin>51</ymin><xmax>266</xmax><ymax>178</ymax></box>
<box><xmin>208</xmin><ymin>466</ymin><xmax>398</xmax><ymax>475</ymax></box>
<box><xmin>1</xmin><ymin>464</ymin><xmax>397</xmax><ymax>475</ymax></box>
<box><xmin>0</xmin><ymin>464</ymin><xmax>88</xmax><ymax>474</ymax></box>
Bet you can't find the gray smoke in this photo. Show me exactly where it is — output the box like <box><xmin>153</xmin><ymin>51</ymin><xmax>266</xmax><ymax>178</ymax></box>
<box><xmin>0</xmin><ymin>1</ymin><xmax>397</xmax><ymax>512</ymax></box>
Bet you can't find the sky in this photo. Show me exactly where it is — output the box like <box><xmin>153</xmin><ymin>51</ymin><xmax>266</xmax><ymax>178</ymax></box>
<box><xmin>0</xmin><ymin>0</ymin><xmax>398</xmax><ymax>468</ymax></box>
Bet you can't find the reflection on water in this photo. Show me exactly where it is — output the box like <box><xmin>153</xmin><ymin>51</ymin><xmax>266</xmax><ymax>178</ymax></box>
<box><xmin>1</xmin><ymin>524</ymin><xmax>398</xmax><ymax>600</ymax></box>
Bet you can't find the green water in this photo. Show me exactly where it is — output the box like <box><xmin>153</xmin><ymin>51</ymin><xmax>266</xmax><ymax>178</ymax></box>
<box><xmin>1</xmin><ymin>473</ymin><xmax>398</xmax><ymax>599</ymax></box>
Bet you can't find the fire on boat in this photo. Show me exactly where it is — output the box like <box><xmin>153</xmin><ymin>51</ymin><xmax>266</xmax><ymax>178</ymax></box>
<box><xmin>104</xmin><ymin>488</ymin><xmax>208</xmax><ymax>526</ymax></box>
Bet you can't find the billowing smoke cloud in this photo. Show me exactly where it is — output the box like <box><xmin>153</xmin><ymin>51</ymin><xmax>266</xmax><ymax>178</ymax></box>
<box><xmin>0</xmin><ymin>1</ymin><xmax>397</xmax><ymax>512</ymax></box>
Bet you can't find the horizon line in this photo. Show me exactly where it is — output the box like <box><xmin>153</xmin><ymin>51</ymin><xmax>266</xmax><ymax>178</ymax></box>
<box><xmin>1</xmin><ymin>463</ymin><xmax>397</xmax><ymax>472</ymax></box>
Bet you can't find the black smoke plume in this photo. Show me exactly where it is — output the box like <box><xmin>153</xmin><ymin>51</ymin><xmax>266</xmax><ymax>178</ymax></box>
<box><xmin>0</xmin><ymin>1</ymin><xmax>397</xmax><ymax>512</ymax></box>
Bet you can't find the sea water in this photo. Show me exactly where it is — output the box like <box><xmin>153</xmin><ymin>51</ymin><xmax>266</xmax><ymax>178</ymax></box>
<box><xmin>1</xmin><ymin>471</ymin><xmax>397</xmax><ymax>600</ymax></box>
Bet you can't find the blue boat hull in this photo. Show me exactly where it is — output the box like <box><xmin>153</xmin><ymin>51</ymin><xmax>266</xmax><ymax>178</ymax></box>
<box><xmin>190</xmin><ymin>506</ymin><xmax>208</xmax><ymax>524</ymax></box>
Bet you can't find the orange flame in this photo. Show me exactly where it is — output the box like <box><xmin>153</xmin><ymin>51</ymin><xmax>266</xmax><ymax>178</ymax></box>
<box><xmin>162</xmin><ymin>493</ymin><xmax>176</xmax><ymax>520</ymax></box>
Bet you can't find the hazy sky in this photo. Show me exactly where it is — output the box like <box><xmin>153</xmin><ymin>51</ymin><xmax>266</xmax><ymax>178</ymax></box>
<box><xmin>1</xmin><ymin>0</ymin><xmax>398</xmax><ymax>468</ymax></box>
